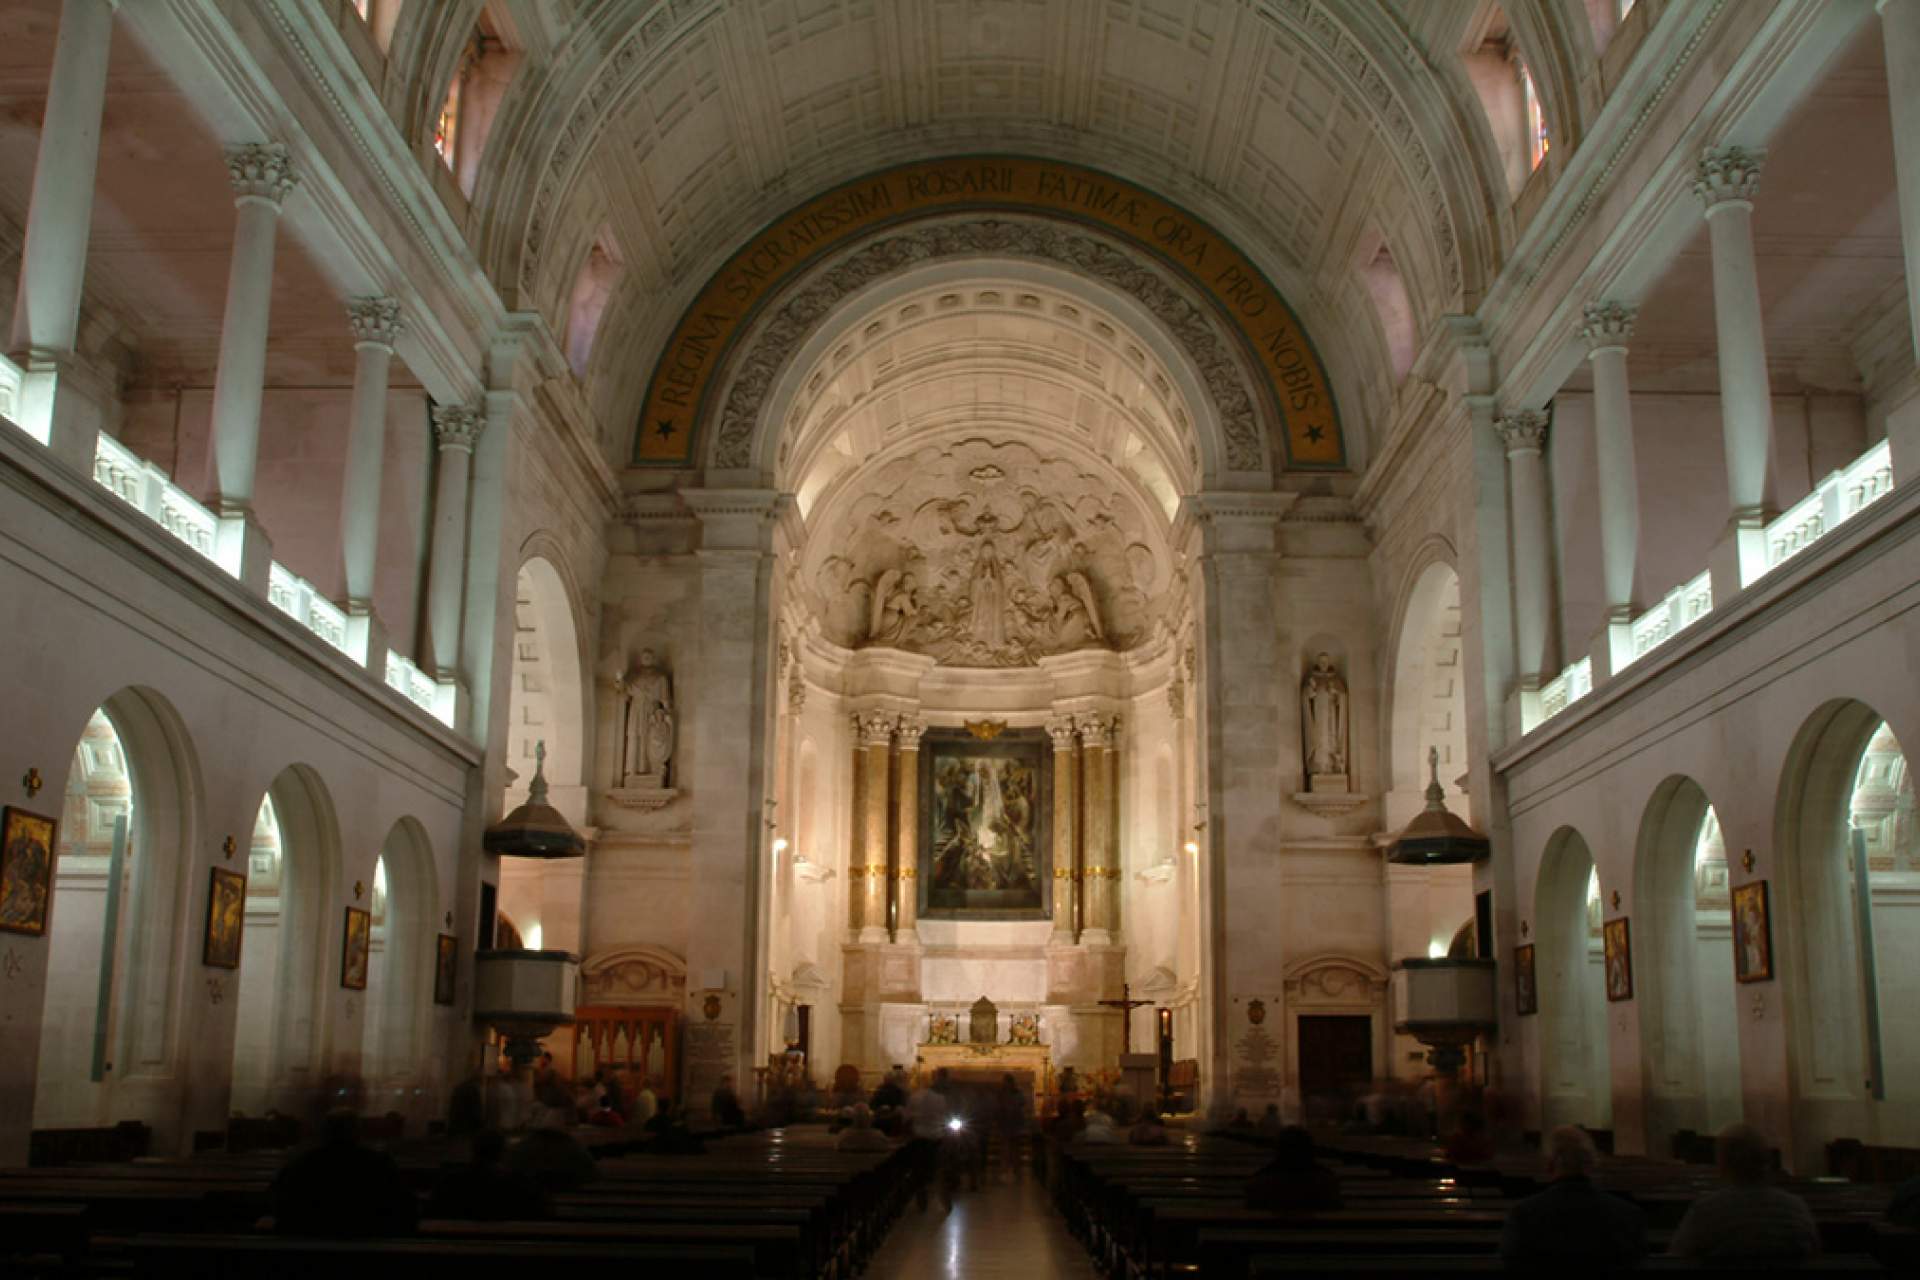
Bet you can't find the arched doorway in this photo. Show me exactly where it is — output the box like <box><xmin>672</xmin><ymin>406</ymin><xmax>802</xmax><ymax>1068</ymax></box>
<box><xmin>360</xmin><ymin>819</ymin><xmax>438</xmax><ymax>1125</ymax></box>
<box><xmin>229</xmin><ymin>766</ymin><xmax>339</xmax><ymax>1117</ymax></box>
<box><xmin>1633</xmin><ymin>777</ymin><xmax>1741</xmax><ymax>1154</ymax></box>
<box><xmin>1536</xmin><ymin>828</ymin><xmax>1612</xmax><ymax>1132</ymax></box>
<box><xmin>33</xmin><ymin>689</ymin><xmax>198</xmax><ymax>1141</ymax></box>
<box><xmin>1778</xmin><ymin>702</ymin><xmax>1920</xmax><ymax>1156</ymax></box>
<box><xmin>1387</xmin><ymin>556</ymin><xmax>1471</xmax><ymax>830</ymax></box>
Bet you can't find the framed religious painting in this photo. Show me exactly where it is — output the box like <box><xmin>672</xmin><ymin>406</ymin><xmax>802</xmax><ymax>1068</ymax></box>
<box><xmin>341</xmin><ymin>906</ymin><xmax>371</xmax><ymax>990</ymax></box>
<box><xmin>1603</xmin><ymin>917</ymin><xmax>1633</xmax><ymax>1002</ymax></box>
<box><xmin>434</xmin><ymin>933</ymin><xmax>458</xmax><ymax>1005</ymax></box>
<box><xmin>1731</xmin><ymin>880</ymin><xmax>1774</xmax><ymax>983</ymax></box>
<box><xmin>1513</xmin><ymin>943</ymin><xmax>1538</xmax><ymax>1016</ymax></box>
<box><xmin>0</xmin><ymin>806</ymin><xmax>57</xmax><ymax>936</ymax></box>
<box><xmin>202</xmin><ymin>866</ymin><xmax>246</xmax><ymax>969</ymax></box>
<box><xmin>918</xmin><ymin>726</ymin><xmax>1053</xmax><ymax>921</ymax></box>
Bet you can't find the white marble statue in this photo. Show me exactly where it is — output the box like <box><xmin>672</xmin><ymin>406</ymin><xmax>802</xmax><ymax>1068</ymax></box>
<box><xmin>617</xmin><ymin>648</ymin><xmax>675</xmax><ymax>787</ymax></box>
<box><xmin>1302</xmin><ymin>652</ymin><xmax>1348</xmax><ymax>782</ymax></box>
<box><xmin>867</xmin><ymin>568</ymin><xmax>918</xmax><ymax>644</ymax></box>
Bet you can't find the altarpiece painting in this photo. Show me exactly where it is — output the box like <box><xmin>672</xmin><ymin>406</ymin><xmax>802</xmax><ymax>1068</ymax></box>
<box><xmin>918</xmin><ymin>727</ymin><xmax>1052</xmax><ymax>920</ymax></box>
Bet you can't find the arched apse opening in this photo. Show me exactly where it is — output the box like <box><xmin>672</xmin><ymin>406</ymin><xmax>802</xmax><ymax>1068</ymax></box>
<box><xmin>360</xmin><ymin>819</ymin><xmax>439</xmax><ymax>1123</ymax></box>
<box><xmin>33</xmin><ymin>688</ymin><xmax>199</xmax><ymax>1136</ymax></box>
<box><xmin>229</xmin><ymin>766</ymin><xmax>340</xmax><ymax>1117</ymax></box>
<box><xmin>1633</xmin><ymin>777</ymin><xmax>1741</xmax><ymax>1155</ymax></box>
<box><xmin>1536</xmin><ymin>828</ymin><xmax>1612</xmax><ymax>1132</ymax></box>
<box><xmin>1386</xmin><ymin>553</ymin><xmax>1471</xmax><ymax>831</ymax></box>
<box><xmin>1777</xmin><ymin>702</ymin><xmax>1920</xmax><ymax>1158</ymax></box>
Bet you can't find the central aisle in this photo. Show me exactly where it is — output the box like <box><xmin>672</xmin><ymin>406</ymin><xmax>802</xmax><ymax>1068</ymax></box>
<box><xmin>865</xmin><ymin>1171</ymin><xmax>1100</xmax><ymax>1279</ymax></box>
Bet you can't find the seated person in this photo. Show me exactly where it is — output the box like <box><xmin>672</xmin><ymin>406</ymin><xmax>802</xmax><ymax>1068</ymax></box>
<box><xmin>1128</xmin><ymin>1108</ymin><xmax>1171</xmax><ymax>1146</ymax></box>
<box><xmin>1669</xmin><ymin>1123</ymin><xmax>1819</xmax><ymax>1263</ymax></box>
<box><xmin>870</xmin><ymin>1069</ymin><xmax>908</xmax><ymax>1113</ymax></box>
<box><xmin>1499</xmin><ymin>1126</ymin><xmax>1646</xmax><ymax>1271</ymax></box>
<box><xmin>1444</xmin><ymin>1109</ymin><xmax>1496</xmax><ymax>1164</ymax></box>
<box><xmin>1889</xmin><ymin>1174</ymin><xmax>1920</xmax><ymax>1228</ymax></box>
<box><xmin>1255</xmin><ymin>1102</ymin><xmax>1284</xmax><ymax>1138</ymax></box>
<box><xmin>1245</xmin><ymin>1126</ymin><xmax>1342</xmax><ymax>1212</ymax></box>
<box><xmin>1226</xmin><ymin>1107</ymin><xmax>1255</xmax><ymax>1132</ymax></box>
<box><xmin>426</xmin><ymin>1130</ymin><xmax>550</xmax><ymax>1221</ymax></box>
<box><xmin>271</xmin><ymin>1109</ymin><xmax>418</xmax><ymax>1237</ymax></box>
<box><xmin>836</xmin><ymin>1103</ymin><xmax>893</xmax><ymax>1152</ymax></box>
<box><xmin>1078</xmin><ymin>1107</ymin><xmax>1120</xmax><ymax>1145</ymax></box>
<box><xmin>711</xmin><ymin>1073</ymin><xmax>748</xmax><ymax>1128</ymax></box>
<box><xmin>506</xmin><ymin>1119</ymin><xmax>599</xmax><ymax>1193</ymax></box>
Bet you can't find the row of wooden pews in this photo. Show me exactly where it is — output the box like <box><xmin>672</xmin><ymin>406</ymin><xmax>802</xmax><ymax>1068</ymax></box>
<box><xmin>1051</xmin><ymin>1129</ymin><xmax>1911</xmax><ymax>1277</ymax></box>
<box><xmin>0</xmin><ymin>1128</ymin><xmax>916</xmax><ymax>1278</ymax></box>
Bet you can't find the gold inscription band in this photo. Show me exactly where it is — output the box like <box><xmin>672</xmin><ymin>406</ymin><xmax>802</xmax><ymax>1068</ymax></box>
<box><xmin>636</xmin><ymin>155</ymin><xmax>1341</xmax><ymax>470</ymax></box>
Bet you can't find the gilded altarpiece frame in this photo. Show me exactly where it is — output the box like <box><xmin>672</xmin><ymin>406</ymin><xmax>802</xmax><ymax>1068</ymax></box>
<box><xmin>918</xmin><ymin>728</ymin><xmax>1053</xmax><ymax>921</ymax></box>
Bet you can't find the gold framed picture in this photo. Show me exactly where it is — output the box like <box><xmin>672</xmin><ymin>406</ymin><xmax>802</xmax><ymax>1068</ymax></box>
<box><xmin>1603</xmin><ymin>917</ymin><xmax>1633</xmax><ymax>1002</ymax></box>
<box><xmin>0</xmin><ymin>806</ymin><xmax>58</xmax><ymax>937</ymax></box>
<box><xmin>1513</xmin><ymin>943</ymin><xmax>1538</xmax><ymax>1016</ymax></box>
<box><xmin>1731</xmin><ymin>880</ymin><xmax>1774</xmax><ymax>983</ymax></box>
<box><xmin>434</xmin><ymin>933</ymin><xmax>457</xmax><ymax>1005</ymax></box>
<box><xmin>203</xmin><ymin>866</ymin><xmax>246</xmax><ymax>969</ymax></box>
<box><xmin>341</xmin><ymin>905</ymin><xmax>371</xmax><ymax>990</ymax></box>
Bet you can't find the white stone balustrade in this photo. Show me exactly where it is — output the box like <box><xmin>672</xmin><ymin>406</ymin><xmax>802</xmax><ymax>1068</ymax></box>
<box><xmin>1763</xmin><ymin>439</ymin><xmax>1895</xmax><ymax>575</ymax></box>
<box><xmin>384</xmin><ymin>650</ymin><xmax>441</xmax><ymax>719</ymax></box>
<box><xmin>1537</xmin><ymin>656</ymin><xmax>1593</xmax><ymax>724</ymax></box>
<box><xmin>1624</xmin><ymin>570</ymin><xmax>1714</xmax><ymax>670</ymax></box>
<box><xmin>267</xmin><ymin>560</ymin><xmax>351</xmax><ymax>656</ymax></box>
<box><xmin>91</xmin><ymin>432</ymin><xmax>219</xmax><ymax>565</ymax></box>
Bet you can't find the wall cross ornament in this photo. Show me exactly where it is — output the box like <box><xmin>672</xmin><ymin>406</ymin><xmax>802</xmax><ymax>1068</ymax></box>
<box><xmin>354</xmin><ymin>880</ymin><xmax>364</xmax><ymax>900</ymax></box>
<box><xmin>1741</xmin><ymin>849</ymin><xmax>1756</xmax><ymax>873</ymax></box>
<box><xmin>21</xmin><ymin>768</ymin><xmax>41</xmax><ymax>798</ymax></box>
<box><xmin>1520</xmin><ymin>920</ymin><xmax>1529</xmax><ymax>937</ymax></box>
<box><xmin>222</xmin><ymin>836</ymin><xmax>237</xmax><ymax>861</ymax></box>
<box><xmin>1610</xmin><ymin>889</ymin><xmax>1621</xmax><ymax>910</ymax></box>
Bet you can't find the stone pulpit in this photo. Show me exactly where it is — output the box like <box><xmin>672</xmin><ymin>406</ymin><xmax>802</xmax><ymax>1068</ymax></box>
<box><xmin>969</xmin><ymin>996</ymin><xmax>998</xmax><ymax>1044</ymax></box>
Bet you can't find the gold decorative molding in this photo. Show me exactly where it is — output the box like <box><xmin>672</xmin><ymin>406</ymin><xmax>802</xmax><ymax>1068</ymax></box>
<box><xmin>964</xmin><ymin>719</ymin><xmax>1007</xmax><ymax>740</ymax></box>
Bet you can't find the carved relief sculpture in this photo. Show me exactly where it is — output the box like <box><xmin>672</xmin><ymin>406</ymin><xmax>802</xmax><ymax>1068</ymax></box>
<box><xmin>617</xmin><ymin>648</ymin><xmax>676</xmax><ymax>788</ymax></box>
<box><xmin>806</xmin><ymin>439</ymin><xmax>1166</xmax><ymax>668</ymax></box>
<box><xmin>1302</xmin><ymin>652</ymin><xmax>1349</xmax><ymax>792</ymax></box>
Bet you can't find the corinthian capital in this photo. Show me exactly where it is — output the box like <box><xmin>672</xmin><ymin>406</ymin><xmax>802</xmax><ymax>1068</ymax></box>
<box><xmin>430</xmin><ymin>403</ymin><xmax>485</xmax><ymax>453</ymax></box>
<box><xmin>1076</xmin><ymin>712</ymin><xmax>1118</xmax><ymax>749</ymax></box>
<box><xmin>1045</xmin><ymin>714</ymin><xmax>1079</xmax><ymax>752</ymax></box>
<box><xmin>1693</xmin><ymin>145</ymin><xmax>1764</xmax><ymax>211</ymax></box>
<box><xmin>852</xmin><ymin>711</ymin><xmax>895</xmax><ymax>748</ymax></box>
<box><xmin>1579</xmin><ymin>301</ymin><xmax>1636</xmax><ymax>354</ymax></box>
<box><xmin>1495</xmin><ymin>410</ymin><xmax>1549</xmax><ymax>456</ymax></box>
<box><xmin>894</xmin><ymin>713</ymin><xmax>927</xmax><ymax>750</ymax></box>
<box><xmin>346</xmin><ymin>296</ymin><xmax>404</xmax><ymax>349</ymax></box>
<box><xmin>225</xmin><ymin>142</ymin><xmax>300</xmax><ymax>207</ymax></box>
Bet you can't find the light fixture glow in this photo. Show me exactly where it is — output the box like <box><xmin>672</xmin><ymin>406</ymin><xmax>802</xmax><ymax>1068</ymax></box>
<box><xmin>1427</xmin><ymin>940</ymin><xmax>1447</xmax><ymax>959</ymax></box>
<box><xmin>946</xmin><ymin>1117</ymin><xmax>964</xmax><ymax>1132</ymax></box>
<box><xmin>1182</xmin><ymin>841</ymin><xmax>1200</xmax><ymax>857</ymax></box>
<box><xmin>772</xmin><ymin>836</ymin><xmax>789</xmax><ymax>856</ymax></box>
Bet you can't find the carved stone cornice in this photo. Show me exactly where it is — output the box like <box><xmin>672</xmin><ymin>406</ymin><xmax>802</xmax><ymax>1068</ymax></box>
<box><xmin>225</xmin><ymin>142</ymin><xmax>300</xmax><ymax>207</ymax></box>
<box><xmin>1579</xmin><ymin>302</ymin><xmax>1636</xmax><ymax>356</ymax></box>
<box><xmin>430</xmin><ymin>403</ymin><xmax>485</xmax><ymax>453</ymax></box>
<box><xmin>1693</xmin><ymin>145</ymin><xmax>1764</xmax><ymax>212</ymax></box>
<box><xmin>1495</xmin><ymin>410</ymin><xmax>1549</xmax><ymax>457</ymax></box>
<box><xmin>346</xmin><ymin>296</ymin><xmax>404</xmax><ymax>350</ymax></box>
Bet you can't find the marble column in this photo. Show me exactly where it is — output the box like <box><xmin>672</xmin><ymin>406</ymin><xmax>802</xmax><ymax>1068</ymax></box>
<box><xmin>1048</xmin><ymin>715</ymin><xmax>1079</xmax><ymax>943</ymax></box>
<box><xmin>1079</xmin><ymin>712</ymin><xmax>1117</xmax><ymax>945</ymax></box>
<box><xmin>1497</xmin><ymin>410</ymin><xmax>1553</xmax><ymax>699</ymax></box>
<box><xmin>425</xmin><ymin>403</ymin><xmax>482</xmax><ymax>681</ymax></box>
<box><xmin>8</xmin><ymin>0</ymin><xmax>118</xmax><ymax>464</ymax></box>
<box><xmin>853</xmin><ymin>712</ymin><xmax>893</xmax><ymax>943</ymax></box>
<box><xmin>1878</xmin><ymin>1</ymin><xmax>1920</xmax><ymax>481</ymax></box>
<box><xmin>1694</xmin><ymin>146</ymin><xmax>1775</xmax><ymax>589</ymax></box>
<box><xmin>210</xmin><ymin>143</ymin><xmax>299</xmax><ymax>590</ymax></box>
<box><xmin>1581</xmin><ymin>302</ymin><xmax>1640</xmax><ymax>677</ymax></box>
<box><xmin>891</xmin><ymin>715</ymin><xmax>924</xmax><ymax>942</ymax></box>
<box><xmin>338</xmin><ymin>296</ymin><xmax>402</xmax><ymax>676</ymax></box>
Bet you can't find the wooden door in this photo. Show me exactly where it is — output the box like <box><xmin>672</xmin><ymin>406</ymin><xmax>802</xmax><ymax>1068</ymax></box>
<box><xmin>1297</xmin><ymin>1015</ymin><xmax>1372</xmax><ymax>1109</ymax></box>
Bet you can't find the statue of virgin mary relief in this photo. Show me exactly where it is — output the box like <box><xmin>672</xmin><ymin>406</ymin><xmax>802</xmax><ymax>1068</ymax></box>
<box><xmin>805</xmin><ymin>439</ymin><xmax>1169</xmax><ymax>668</ymax></box>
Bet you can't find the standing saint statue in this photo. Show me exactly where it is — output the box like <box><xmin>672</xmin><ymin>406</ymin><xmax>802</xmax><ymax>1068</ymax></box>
<box><xmin>616</xmin><ymin>648</ymin><xmax>676</xmax><ymax>788</ymax></box>
<box><xmin>1302</xmin><ymin>652</ymin><xmax>1348</xmax><ymax>785</ymax></box>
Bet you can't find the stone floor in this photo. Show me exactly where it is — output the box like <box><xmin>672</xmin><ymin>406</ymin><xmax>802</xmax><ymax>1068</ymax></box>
<box><xmin>864</xmin><ymin>1170</ymin><xmax>1100</xmax><ymax>1279</ymax></box>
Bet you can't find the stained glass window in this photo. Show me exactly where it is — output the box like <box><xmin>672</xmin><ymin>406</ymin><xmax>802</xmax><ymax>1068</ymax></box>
<box><xmin>1520</xmin><ymin>61</ymin><xmax>1548</xmax><ymax>170</ymax></box>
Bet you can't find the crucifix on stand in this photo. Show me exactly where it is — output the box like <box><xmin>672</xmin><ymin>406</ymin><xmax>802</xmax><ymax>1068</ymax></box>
<box><xmin>1098</xmin><ymin>982</ymin><xmax>1153</xmax><ymax>1051</ymax></box>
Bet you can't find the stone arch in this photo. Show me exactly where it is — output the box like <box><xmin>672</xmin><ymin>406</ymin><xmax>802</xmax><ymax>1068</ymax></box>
<box><xmin>702</xmin><ymin>221</ymin><xmax>1277</xmax><ymax>489</ymax></box>
<box><xmin>1632</xmin><ymin>774</ymin><xmax>1741</xmax><ymax>1156</ymax></box>
<box><xmin>506</xmin><ymin>545</ymin><xmax>590</xmax><ymax>818</ymax></box>
<box><xmin>1384</xmin><ymin>540</ymin><xmax>1469</xmax><ymax>826</ymax></box>
<box><xmin>1535</xmin><ymin>825</ymin><xmax>1611</xmax><ymax>1131</ymax></box>
<box><xmin>362</xmin><ymin>817</ymin><xmax>439</xmax><ymax>1117</ymax></box>
<box><xmin>33</xmin><ymin>686</ymin><xmax>201</xmax><ymax>1141</ymax></box>
<box><xmin>1775</xmin><ymin>698</ymin><xmax>1920</xmax><ymax>1162</ymax></box>
<box><xmin>230</xmin><ymin>764</ymin><xmax>342</xmax><ymax>1117</ymax></box>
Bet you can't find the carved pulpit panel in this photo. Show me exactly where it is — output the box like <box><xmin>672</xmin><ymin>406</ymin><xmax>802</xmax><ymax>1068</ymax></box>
<box><xmin>969</xmin><ymin>996</ymin><xmax>998</xmax><ymax>1044</ymax></box>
